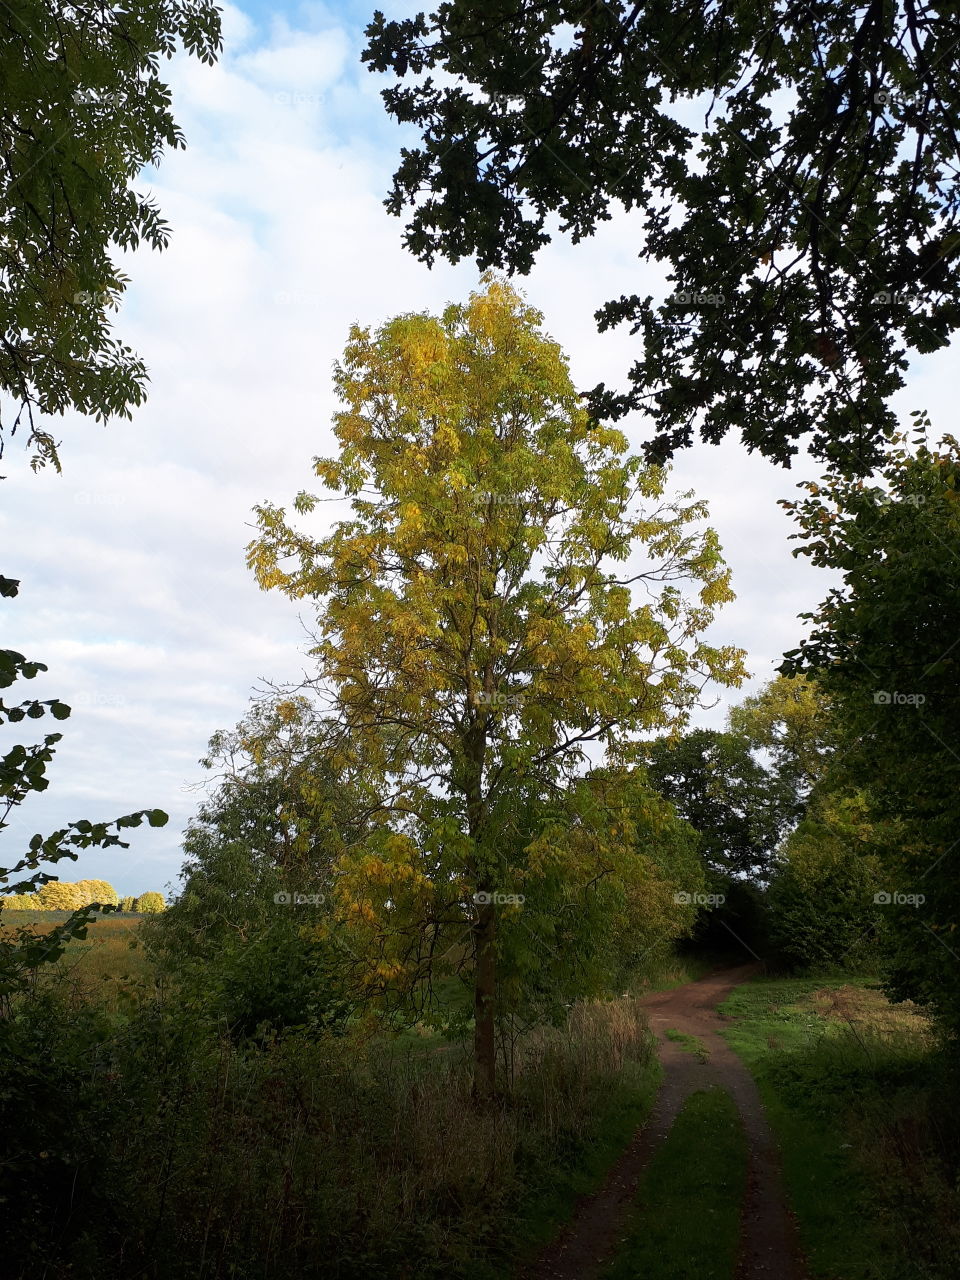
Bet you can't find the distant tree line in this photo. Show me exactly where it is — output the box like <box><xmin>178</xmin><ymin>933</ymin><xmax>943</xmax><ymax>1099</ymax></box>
<box><xmin>1</xmin><ymin>880</ymin><xmax>165</xmax><ymax>912</ymax></box>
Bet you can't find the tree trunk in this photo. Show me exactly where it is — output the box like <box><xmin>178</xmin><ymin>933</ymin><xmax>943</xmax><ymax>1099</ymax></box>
<box><xmin>472</xmin><ymin>897</ymin><xmax>497</xmax><ymax>1100</ymax></box>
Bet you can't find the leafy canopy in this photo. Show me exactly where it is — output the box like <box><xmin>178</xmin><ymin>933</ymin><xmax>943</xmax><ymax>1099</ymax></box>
<box><xmin>0</xmin><ymin>0</ymin><xmax>222</xmax><ymax>470</ymax></box>
<box><xmin>143</xmin><ymin>696</ymin><xmax>372</xmax><ymax>1037</ymax></box>
<box><xmin>365</xmin><ymin>1</ymin><xmax>960</xmax><ymax>474</ymax></box>
<box><xmin>781</xmin><ymin>422</ymin><xmax>960</xmax><ymax>1031</ymax></box>
<box><xmin>728</xmin><ymin>674</ymin><xmax>833</xmax><ymax>802</ymax></box>
<box><xmin>248</xmin><ymin>276</ymin><xmax>746</xmax><ymax>813</ymax></box>
<box><xmin>767</xmin><ymin>790</ymin><xmax>884</xmax><ymax>971</ymax></box>
<box><xmin>2</xmin><ymin>877</ymin><xmax>119</xmax><ymax>909</ymax></box>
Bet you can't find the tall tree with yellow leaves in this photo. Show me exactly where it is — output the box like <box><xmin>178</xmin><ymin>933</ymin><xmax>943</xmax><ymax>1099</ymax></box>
<box><xmin>248</xmin><ymin>278</ymin><xmax>746</xmax><ymax>1097</ymax></box>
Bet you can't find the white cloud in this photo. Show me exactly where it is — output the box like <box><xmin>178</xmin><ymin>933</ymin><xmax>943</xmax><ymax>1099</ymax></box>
<box><xmin>236</xmin><ymin>29</ymin><xmax>350</xmax><ymax>92</ymax></box>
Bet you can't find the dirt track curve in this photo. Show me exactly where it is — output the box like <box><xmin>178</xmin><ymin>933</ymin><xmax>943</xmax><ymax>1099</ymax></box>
<box><xmin>518</xmin><ymin>964</ymin><xmax>807</xmax><ymax>1280</ymax></box>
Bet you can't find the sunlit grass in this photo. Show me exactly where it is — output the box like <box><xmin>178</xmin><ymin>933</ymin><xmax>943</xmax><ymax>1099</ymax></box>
<box><xmin>2</xmin><ymin>910</ymin><xmax>158</xmax><ymax>1011</ymax></box>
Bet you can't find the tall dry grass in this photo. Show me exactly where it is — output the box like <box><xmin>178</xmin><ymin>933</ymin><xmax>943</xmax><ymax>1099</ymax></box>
<box><xmin>1</xmin><ymin>911</ymin><xmax>155</xmax><ymax>1010</ymax></box>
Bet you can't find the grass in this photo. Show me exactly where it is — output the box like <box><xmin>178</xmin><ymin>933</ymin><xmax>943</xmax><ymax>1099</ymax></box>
<box><xmin>1</xmin><ymin>908</ymin><xmax>146</xmax><ymax>925</ymax></box>
<box><xmin>603</xmin><ymin>1087</ymin><xmax>747</xmax><ymax>1280</ymax></box>
<box><xmin>2</xmin><ymin>909</ymin><xmax>157</xmax><ymax>1012</ymax></box>
<box><xmin>719</xmin><ymin>974</ymin><xmax>959</xmax><ymax>1280</ymax></box>
<box><xmin>663</xmin><ymin>1027</ymin><xmax>710</xmax><ymax>1061</ymax></box>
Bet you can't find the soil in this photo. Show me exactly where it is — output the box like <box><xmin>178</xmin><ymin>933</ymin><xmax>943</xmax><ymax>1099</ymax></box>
<box><xmin>517</xmin><ymin>963</ymin><xmax>807</xmax><ymax>1280</ymax></box>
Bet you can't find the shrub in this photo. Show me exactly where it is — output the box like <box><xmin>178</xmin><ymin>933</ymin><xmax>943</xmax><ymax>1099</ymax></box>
<box><xmin>0</xmin><ymin>983</ymin><xmax>656</xmax><ymax>1279</ymax></box>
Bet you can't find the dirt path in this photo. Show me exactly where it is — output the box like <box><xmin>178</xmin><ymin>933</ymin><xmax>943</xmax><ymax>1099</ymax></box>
<box><xmin>517</xmin><ymin>964</ymin><xmax>807</xmax><ymax>1280</ymax></box>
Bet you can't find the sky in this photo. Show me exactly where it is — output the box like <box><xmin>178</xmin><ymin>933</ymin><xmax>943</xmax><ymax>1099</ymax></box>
<box><xmin>2</xmin><ymin>0</ymin><xmax>954</xmax><ymax>898</ymax></box>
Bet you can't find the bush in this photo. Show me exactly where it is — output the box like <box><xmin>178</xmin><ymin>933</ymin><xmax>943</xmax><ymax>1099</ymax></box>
<box><xmin>142</xmin><ymin>817</ymin><xmax>356</xmax><ymax>1039</ymax></box>
<box><xmin>208</xmin><ymin>923</ymin><xmax>354</xmax><ymax>1040</ymax></box>
<box><xmin>0</xmin><ymin>982</ymin><xmax>657</xmax><ymax>1280</ymax></box>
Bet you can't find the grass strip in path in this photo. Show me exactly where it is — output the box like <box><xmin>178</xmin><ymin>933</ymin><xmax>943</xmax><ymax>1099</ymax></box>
<box><xmin>602</xmin><ymin>1086</ymin><xmax>747</xmax><ymax>1280</ymax></box>
<box><xmin>663</xmin><ymin>1027</ymin><xmax>710</xmax><ymax>1061</ymax></box>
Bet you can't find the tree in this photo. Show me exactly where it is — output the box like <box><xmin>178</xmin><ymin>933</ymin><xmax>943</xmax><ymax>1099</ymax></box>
<box><xmin>728</xmin><ymin>674</ymin><xmax>833</xmax><ymax>808</ymax></box>
<box><xmin>0</xmin><ymin>0</ymin><xmax>222</xmax><ymax>470</ymax></box>
<box><xmin>567</xmin><ymin>767</ymin><xmax>705</xmax><ymax>986</ymax></box>
<box><xmin>0</xmin><ymin>3</ymin><xmax>200</xmax><ymax>1108</ymax></box>
<box><xmin>781</xmin><ymin>422</ymin><xmax>960</xmax><ymax>1032</ymax></box>
<box><xmin>248</xmin><ymin>277</ymin><xmax>746</xmax><ymax>1094</ymax></box>
<box><xmin>147</xmin><ymin>695</ymin><xmax>374</xmax><ymax>965</ymax></box>
<box><xmin>33</xmin><ymin>880</ymin><xmax>85</xmax><ymax>910</ymax></box>
<box><xmin>643</xmin><ymin>727</ymin><xmax>793</xmax><ymax>881</ymax></box>
<box><xmin>0</xmin><ymin>893</ymin><xmax>36</xmax><ymax>909</ymax></box>
<box><xmin>74</xmin><ymin>878</ymin><xmax>119</xmax><ymax>906</ymax></box>
<box><xmin>323</xmin><ymin>763</ymin><xmax>705</xmax><ymax>1056</ymax></box>
<box><xmin>143</xmin><ymin>697</ymin><xmax>372</xmax><ymax>1038</ymax></box>
<box><xmin>767</xmin><ymin>791</ymin><xmax>884</xmax><ymax>971</ymax></box>
<box><xmin>197</xmin><ymin>694</ymin><xmax>375</xmax><ymax>882</ymax></box>
<box><xmin>16</xmin><ymin>877</ymin><xmax>120</xmax><ymax>908</ymax></box>
<box><xmin>118</xmin><ymin>894</ymin><xmax>136</xmax><ymax>912</ymax></box>
<box><xmin>133</xmin><ymin>891</ymin><xmax>164</xmax><ymax>913</ymax></box>
<box><xmin>364</xmin><ymin>2</ymin><xmax>960</xmax><ymax>474</ymax></box>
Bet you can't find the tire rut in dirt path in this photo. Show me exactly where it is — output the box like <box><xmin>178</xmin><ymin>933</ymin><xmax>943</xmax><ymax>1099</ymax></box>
<box><xmin>516</xmin><ymin>964</ymin><xmax>808</xmax><ymax>1280</ymax></box>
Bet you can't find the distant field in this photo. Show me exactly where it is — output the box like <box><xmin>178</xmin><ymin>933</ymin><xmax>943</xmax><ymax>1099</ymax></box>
<box><xmin>2</xmin><ymin>909</ymin><xmax>157</xmax><ymax>1007</ymax></box>
<box><xmin>1</xmin><ymin>909</ymin><xmax>146</xmax><ymax>926</ymax></box>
